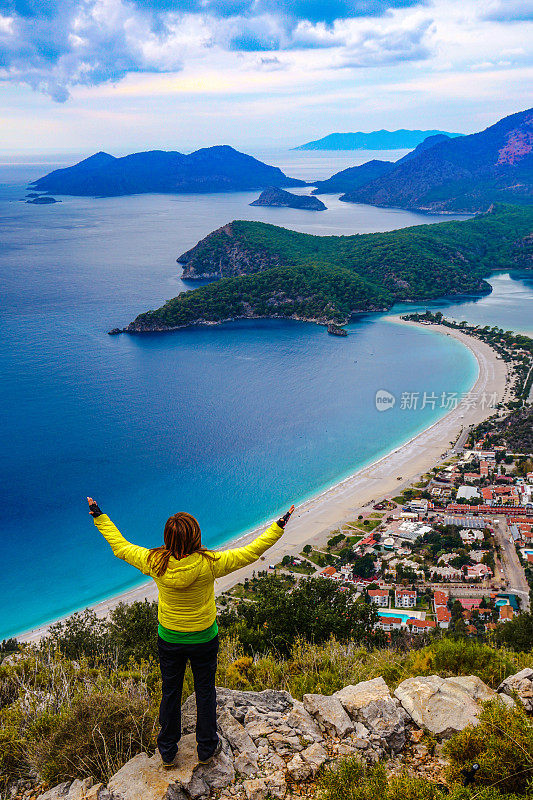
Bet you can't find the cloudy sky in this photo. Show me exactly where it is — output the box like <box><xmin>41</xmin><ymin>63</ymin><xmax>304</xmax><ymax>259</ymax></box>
<box><xmin>0</xmin><ymin>0</ymin><xmax>531</xmax><ymax>154</ymax></box>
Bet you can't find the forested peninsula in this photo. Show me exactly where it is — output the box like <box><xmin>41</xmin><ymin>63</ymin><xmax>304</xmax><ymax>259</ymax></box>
<box><xmin>123</xmin><ymin>204</ymin><xmax>533</xmax><ymax>333</ymax></box>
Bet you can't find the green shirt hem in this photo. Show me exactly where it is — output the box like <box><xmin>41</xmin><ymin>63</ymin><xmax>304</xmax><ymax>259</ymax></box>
<box><xmin>158</xmin><ymin>620</ymin><xmax>218</xmax><ymax>644</ymax></box>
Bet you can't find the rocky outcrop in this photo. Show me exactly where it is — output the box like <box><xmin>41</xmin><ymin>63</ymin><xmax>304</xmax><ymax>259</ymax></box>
<box><xmin>303</xmin><ymin>693</ymin><xmax>353</xmax><ymax>738</ymax></box>
<box><xmin>498</xmin><ymin>667</ymin><xmax>533</xmax><ymax>711</ymax></box>
<box><xmin>333</xmin><ymin>676</ymin><xmax>407</xmax><ymax>755</ymax></box>
<box><xmin>250</xmin><ymin>187</ymin><xmax>326</xmax><ymax>211</ymax></box>
<box><xmin>35</xmin><ymin>671</ymin><xmax>531</xmax><ymax>800</ymax></box>
<box><xmin>177</xmin><ymin>223</ymin><xmax>281</xmax><ymax>280</ymax></box>
<box><xmin>393</xmin><ymin>675</ymin><xmax>504</xmax><ymax>738</ymax></box>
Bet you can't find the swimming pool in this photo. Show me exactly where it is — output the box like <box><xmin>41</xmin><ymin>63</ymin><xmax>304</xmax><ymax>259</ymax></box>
<box><xmin>376</xmin><ymin>609</ymin><xmax>421</xmax><ymax>624</ymax></box>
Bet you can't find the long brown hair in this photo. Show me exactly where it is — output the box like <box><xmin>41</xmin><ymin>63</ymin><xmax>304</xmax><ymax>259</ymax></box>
<box><xmin>147</xmin><ymin>512</ymin><xmax>217</xmax><ymax>577</ymax></box>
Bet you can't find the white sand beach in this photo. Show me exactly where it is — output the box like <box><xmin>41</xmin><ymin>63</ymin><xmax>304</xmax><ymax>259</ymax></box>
<box><xmin>18</xmin><ymin>318</ymin><xmax>508</xmax><ymax>643</ymax></box>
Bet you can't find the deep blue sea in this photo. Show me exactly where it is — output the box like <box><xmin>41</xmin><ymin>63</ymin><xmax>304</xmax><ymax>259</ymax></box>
<box><xmin>1</xmin><ymin>150</ymin><xmax>532</xmax><ymax>639</ymax></box>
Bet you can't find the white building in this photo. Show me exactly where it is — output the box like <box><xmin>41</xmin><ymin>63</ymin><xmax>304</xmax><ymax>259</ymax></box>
<box><xmin>395</xmin><ymin>588</ymin><xmax>417</xmax><ymax>608</ymax></box>
<box><xmin>460</xmin><ymin>529</ymin><xmax>484</xmax><ymax>545</ymax></box>
<box><xmin>457</xmin><ymin>486</ymin><xmax>480</xmax><ymax>501</ymax></box>
<box><xmin>368</xmin><ymin>589</ymin><xmax>389</xmax><ymax>607</ymax></box>
<box><xmin>376</xmin><ymin>615</ymin><xmax>403</xmax><ymax>632</ymax></box>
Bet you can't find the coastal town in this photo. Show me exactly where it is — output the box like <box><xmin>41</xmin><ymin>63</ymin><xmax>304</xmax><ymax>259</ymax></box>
<box><xmin>223</xmin><ymin>434</ymin><xmax>532</xmax><ymax>639</ymax></box>
<box><xmin>222</xmin><ymin>315</ymin><xmax>533</xmax><ymax>641</ymax></box>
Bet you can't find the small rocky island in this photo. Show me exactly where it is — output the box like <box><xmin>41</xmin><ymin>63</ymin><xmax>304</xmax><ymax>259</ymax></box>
<box><xmin>327</xmin><ymin>324</ymin><xmax>348</xmax><ymax>336</ymax></box>
<box><xmin>26</xmin><ymin>196</ymin><xmax>59</xmax><ymax>204</ymax></box>
<box><xmin>250</xmin><ymin>187</ymin><xmax>326</xmax><ymax>211</ymax></box>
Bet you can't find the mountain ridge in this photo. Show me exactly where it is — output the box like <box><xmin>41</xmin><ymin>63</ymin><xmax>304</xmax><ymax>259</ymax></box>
<box><xmin>294</xmin><ymin>129</ymin><xmax>462</xmax><ymax>150</ymax></box>
<box><xmin>30</xmin><ymin>145</ymin><xmax>305</xmax><ymax>197</ymax></box>
<box><xmin>340</xmin><ymin>108</ymin><xmax>533</xmax><ymax>212</ymax></box>
<box><xmin>311</xmin><ymin>134</ymin><xmax>451</xmax><ymax>195</ymax></box>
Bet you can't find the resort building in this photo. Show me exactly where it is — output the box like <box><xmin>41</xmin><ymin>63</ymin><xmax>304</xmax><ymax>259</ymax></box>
<box><xmin>460</xmin><ymin>529</ymin><xmax>484</xmax><ymax>545</ymax></box>
<box><xmin>435</xmin><ymin>606</ymin><xmax>451</xmax><ymax>628</ymax></box>
<box><xmin>376</xmin><ymin>616</ymin><xmax>403</xmax><ymax>632</ymax></box>
<box><xmin>464</xmin><ymin>563</ymin><xmax>492</xmax><ymax>580</ymax></box>
<box><xmin>395</xmin><ymin>588</ymin><xmax>417</xmax><ymax>608</ymax></box>
<box><xmin>499</xmin><ymin>604</ymin><xmax>514</xmax><ymax>622</ymax></box>
<box><xmin>368</xmin><ymin>589</ymin><xmax>390</xmax><ymax>607</ymax></box>
<box><xmin>407</xmin><ymin>619</ymin><xmax>437</xmax><ymax>634</ymax></box>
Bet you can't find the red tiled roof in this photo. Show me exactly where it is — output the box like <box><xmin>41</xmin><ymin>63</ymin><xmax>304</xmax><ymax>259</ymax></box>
<box><xmin>396</xmin><ymin>589</ymin><xmax>416</xmax><ymax>596</ymax></box>
<box><xmin>368</xmin><ymin>589</ymin><xmax>389</xmax><ymax>597</ymax></box>
<box><xmin>433</xmin><ymin>590</ymin><xmax>448</xmax><ymax>606</ymax></box>
<box><xmin>320</xmin><ymin>566</ymin><xmax>337</xmax><ymax>577</ymax></box>
<box><xmin>458</xmin><ymin>598</ymin><xmax>482</xmax><ymax>610</ymax></box>
<box><xmin>436</xmin><ymin>606</ymin><xmax>451</xmax><ymax>622</ymax></box>
<box><xmin>408</xmin><ymin>619</ymin><xmax>437</xmax><ymax>628</ymax></box>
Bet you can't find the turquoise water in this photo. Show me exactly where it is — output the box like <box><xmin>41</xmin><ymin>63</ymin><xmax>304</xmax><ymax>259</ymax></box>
<box><xmin>391</xmin><ymin>271</ymin><xmax>533</xmax><ymax>335</ymax></box>
<box><xmin>376</xmin><ymin>609</ymin><xmax>416</xmax><ymax>623</ymax></box>
<box><xmin>0</xmin><ymin>151</ymin><xmax>526</xmax><ymax>640</ymax></box>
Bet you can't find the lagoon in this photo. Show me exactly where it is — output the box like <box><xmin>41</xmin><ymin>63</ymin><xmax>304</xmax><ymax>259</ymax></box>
<box><xmin>0</xmin><ymin>151</ymin><xmax>528</xmax><ymax>640</ymax></box>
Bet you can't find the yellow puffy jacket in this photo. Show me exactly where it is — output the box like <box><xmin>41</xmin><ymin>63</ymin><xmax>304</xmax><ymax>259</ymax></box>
<box><xmin>94</xmin><ymin>514</ymin><xmax>284</xmax><ymax>631</ymax></box>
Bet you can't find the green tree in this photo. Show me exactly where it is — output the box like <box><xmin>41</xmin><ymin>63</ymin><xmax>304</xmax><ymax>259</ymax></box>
<box><xmin>351</xmin><ymin>554</ymin><xmax>376</xmax><ymax>580</ymax></box>
<box><xmin>495</xmin><ymin>612</ymin><xmax>533</xmax><ymax>651</ymax></box>
<box><xmin>45</xmin><ymin>609</ymin><xmax>107</xmax><ymax>663</ymax></box>
<box><xmin>221</xmin><ymin>576</ymin><xmax>378</xmax><ymax>655</ymax></box>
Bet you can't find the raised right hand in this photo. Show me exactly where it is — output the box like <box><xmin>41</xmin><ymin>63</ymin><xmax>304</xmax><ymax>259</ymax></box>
<box><xmin>277</xmin><ymin>505</ymin><xmax>295</xmax><ymax>529</ymax></box>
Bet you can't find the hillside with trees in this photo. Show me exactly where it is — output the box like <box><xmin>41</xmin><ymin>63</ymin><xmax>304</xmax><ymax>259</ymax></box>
<box><xmin>124</xmin><ymin>204</ymin><xmax>533</xmax><ymax>332</ymax></box>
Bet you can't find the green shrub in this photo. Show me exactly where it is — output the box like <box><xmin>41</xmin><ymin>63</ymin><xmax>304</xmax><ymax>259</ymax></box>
<box><xmin>387</xmin><ymin>772</ymin><xmax>446</xmax><ymax>800</ymax></box>
<box><xmin>318</xmin><ymin>759</ymin><xmax>387</xmax><ymax>800</ymax></box>
<box><xmin>27</xmin><ymin>690</ymin><xmax>157</xmax><ymax>784</ymax></box>
<box><xmin>445</xmin><ymin>701</ymin><xmax>533</xmax><ymax>795</ymax></box>
<box><xmin>317</xmin><ymin>758</ymin><xmax>527</xmax><ymax>800</ymax></box>
<box><xmin>405</xmin><ymin>638</ymin><xmax>524</xmax><ymax>688</ymax></box>
<box><xmin>44</xmin><ymin>602</ymin><xmax>159</xmax><ymax>666</ymax></box>
<box><xmin>495</xmin><ymin>613</ymin><xmax>533</xmax><ymax>653</ymax></box>
<box><xmin>0</xmin><ymin>707</ymin><xmax>26</xmax><ymax>790</ymax></box>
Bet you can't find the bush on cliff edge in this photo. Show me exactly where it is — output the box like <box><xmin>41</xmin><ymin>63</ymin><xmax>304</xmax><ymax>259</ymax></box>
<box><xmin>26</xmin><ymin>691</ymin><xmax>157</xmax><ymax>784</ymax></box>
<box><xmin>317</xmin><ymin>759</ymin><xmax>528</xmax><ymax>800</ymax></box>
<box><xmin>445</xmin><ymin>701</ymin><xmax>533</xmax><ymax>795</ymax></box>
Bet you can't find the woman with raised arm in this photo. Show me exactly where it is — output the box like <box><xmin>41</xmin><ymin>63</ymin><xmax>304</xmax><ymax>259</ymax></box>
<box><xmin>86</xmin><ymin>497</ymin><xmax>294</xmax><ymax>769</ymax></box>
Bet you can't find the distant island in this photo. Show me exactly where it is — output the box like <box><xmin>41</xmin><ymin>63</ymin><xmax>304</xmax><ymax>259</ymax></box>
<box><xmin>311</xmin><ymin>134</ymin><xmax>450</xmax><ymax>195</ymax></box>
<box><xmin>29</xmin><ymin>146</ymin><xmax>305</xmax><ymax>197</ymax></box>
<box><xmin>250</xmin><ymin>187</ymin><xmax>326</xmax><ymax>211</ymax></box>
<box><xmin>26</xmin><ymin>196</ymin><xmax>59</xmax><ymax>204</ymax></box>
<box><xmin>120</xmin><ymin>204</ymin><xmax>532</xmax><ymax>333</ymax></box>
<box><xmin>294</xmin><ymin>129</ymin><xmax>462</xmax><ymax>151</ymax></box>
<box><xmin>338</xmin><ymin>108</ymin><xmax>533</xmax><ymax>213</ymax></box>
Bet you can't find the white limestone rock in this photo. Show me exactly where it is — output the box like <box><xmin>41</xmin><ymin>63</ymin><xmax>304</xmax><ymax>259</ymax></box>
<box><xmin>394</xmin><ymin>675</ymin><xmax>493</xmax><ymax>738</ymax></box>
<box><xmin>358</xmin><ymin>697</ymin><xmax>407</xmax><ymax>754</ymax></box>
<box><xmin>37</xmin><ymin>783</ymin><xmax>72</xmax><ymax>800</ymax></box>
<box><xmin>334</xmin><ymin>677</ymin><xmax>391</xmax><ymax>717</ymax></box>
<box><xmin>498</xmin><ymin>668</ymin><xmax>533</xmax><ymax>712</ymax></box>
<box><xmin>300</xmin><ymin>742</ymin><xmax>328</xmax><ymax>775</ymax></box>
<box><xmin>287</xmin><ymin>753</ymin><xmax>312</xmax><ymax>782</ymax></box>
<box><xmin>303</xmin><ymin>693</ymin><xmax>353</xmax><ymax>738</ymax></box>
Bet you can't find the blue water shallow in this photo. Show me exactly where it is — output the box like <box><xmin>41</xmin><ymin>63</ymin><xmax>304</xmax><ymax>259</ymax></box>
<box><xmin>0</xmin><ymin>153</ymin><xmax>530</xmax><ymax>639</ymax></box>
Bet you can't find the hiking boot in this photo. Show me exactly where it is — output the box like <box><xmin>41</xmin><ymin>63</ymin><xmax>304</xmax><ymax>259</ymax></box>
<box><xmin>197</xmin><ymin>740</ymin><xmax>222</xmax><ymax>765</ymax></box>
<box><xmin>162</xmin><ymin>753</ymin><xmax>179</xmax><ymax>770</ymax></box>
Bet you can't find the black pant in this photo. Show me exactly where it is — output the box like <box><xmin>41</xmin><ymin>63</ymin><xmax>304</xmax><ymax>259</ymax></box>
<box><xmin>157</xmin><ymin>634</ymin><xmax>219</xmax><ymax>763</ymax></box>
